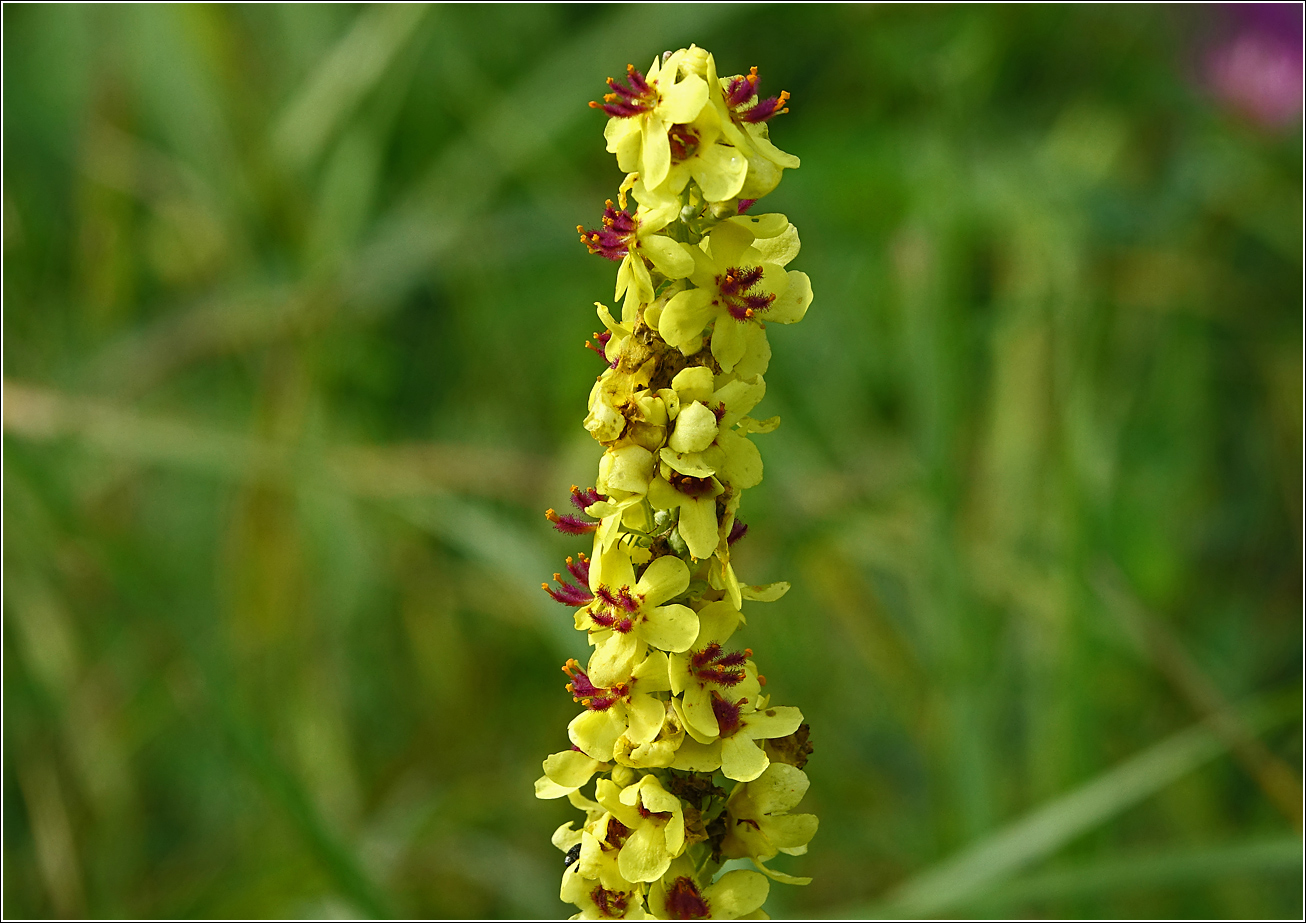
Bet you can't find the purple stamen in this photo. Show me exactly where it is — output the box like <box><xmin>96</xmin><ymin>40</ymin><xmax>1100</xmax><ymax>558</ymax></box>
<box><xmin>570</xmin><ymin>485</ymin><xmax>606</xmax><ymax>512</ymax></box>
<box><xmin>690</xmin><ymin>643</ymin><xmax>751</xmax><ymax>687</ymax></box>
<box><xmin>711</xmin><ymin>692</ymin><xmax>745</xmax><ymax>736</ymax></box>
<box><xmin>565</xmin><ymin>553</ymin><xmax>591</xmax><ymax>584</ymax></box>
<box><xmin>546</xmin><ymin>509</ymin><xmax>599</xmax><ymax>535</ymax></box>
<box><xmin>740</xmin><ymin>92</ymin><xmax>790</xmax><ymax>124</ymax></box>
<box><xmin>543</xmin><ymin>564</ymin><xmax>596</xmax><ymax>606</ymax></box>
<box><xmin>590</xmin><ymin>66</ymin><xmax>657</xmax><ymax>118</ymax></box>
<box><xmin>579</xmin><ymin>201</ymin><xmax>637</xmax><ymax>261</ymax></box>
<box><xmin>715</xmin><ymin>266</ymin><xmax>776</xmax><ymax>321</ymax></box>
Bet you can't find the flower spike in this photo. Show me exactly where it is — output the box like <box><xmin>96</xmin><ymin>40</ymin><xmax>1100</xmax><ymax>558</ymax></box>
<box><xmin>537</xmin><ymin>45</ymin><xmax>817</xmax><ymax>918</ymax></box>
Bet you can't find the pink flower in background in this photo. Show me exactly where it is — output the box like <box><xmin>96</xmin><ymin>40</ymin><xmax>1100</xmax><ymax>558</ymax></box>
<box><xmin>1205</xmin><ymin>3</ymin><xmax>1303</xmax><ymax>128</ymax></box>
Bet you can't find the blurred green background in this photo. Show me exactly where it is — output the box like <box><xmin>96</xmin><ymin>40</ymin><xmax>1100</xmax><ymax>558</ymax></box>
<box><xmin>3</xmin><ymin>4</ymin><xmax>1302</xmax><ymax>919</ymax></box>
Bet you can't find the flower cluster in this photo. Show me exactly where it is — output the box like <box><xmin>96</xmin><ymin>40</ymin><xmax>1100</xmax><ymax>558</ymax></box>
<box><xmin>538</xmin><ymin>46</ymin><xmax>816</xmax><ymax>920</ymax></box>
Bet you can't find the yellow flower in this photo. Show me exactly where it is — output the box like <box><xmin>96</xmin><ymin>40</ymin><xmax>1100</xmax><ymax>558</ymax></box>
<box><xmin>595</xmin><ymin>51</ymin><xmax>710</xmax><ymax>191</ymax></box>
<box><xmin>657</xmin><ymin>215</ymin><xmax>812</xmax><ymax>372</ymax></box>
<box><xmin>647</xmin><ymin>855</ymin><xmax>770</xmax><ymax>920</ymax></box>
<box><xmin>561</xmin><ymin>869</ymin><xmax>649</xmax><ymax>920</ymax></box>
<box><xmin>564</xmin><ymin>652</ymin><xmax>672</xmax><ymax>762</ymax></box>
<box><xmin>656</xmin><ymin>373</ymin><xmax>769</xmax><ymax>501</ymax></box>
<box><xmin>707</xmin><ymin>57</ymin><xmax>801</xmax><ymax>196</ymax></box>
<box><xmin>575</xmin><ymin>810</ymin><xmax>640</xmax><ymax>895</ymax></box>
<box><xmin>654</xmin><ymin>110</ymin><xmax>749</xmax><ymax>203</ymax></box>
<box><xmin>594</xmin><ymin>775</ymin><xmax>687</xmax><ymax>883</ymax></box>
<box><xmin>646</xmin><ymin>471</ymin><xmax>723</xmax><ymax>561</ymax></box>
<box><xmin>669</xmin><ymin>601</ymin><xmax>760</xmax><ymax>741</ymax></box>
<box><xmin>672</xmin><ymin>693</ymin><xmax>804</xmax><ymax>782</ymax></box>
<box><xmin>536</xmin><ymin>747</ymin><xmax>611</xmax><ymax>799</ymax></box>
<box><xmin>580</xmin><ymin>545</ymin><xmax>698</xmax><ymax>687</ymax></box>
<box><xmin>611</xmin><ymin>698</ymin><xmax>686</xmax><ymax>768</ymax></box>
<box><xmin>721</xmin><ymin>762</ymin><xmax>818</xmax><ymax>885</ymax></box>
<box><xmin>580</xmin><ymin>196</ymin><xmax>695</xmax><ymax>318</ymax></box>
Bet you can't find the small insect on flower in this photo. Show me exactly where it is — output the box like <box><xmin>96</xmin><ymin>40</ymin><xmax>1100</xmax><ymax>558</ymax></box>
<box><xmin>564</xmin><ymin>842</ymin><xmax>582</xmax><ymax>869</ymax></box>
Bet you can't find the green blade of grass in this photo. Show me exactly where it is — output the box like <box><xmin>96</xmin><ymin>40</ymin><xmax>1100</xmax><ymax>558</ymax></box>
<box><xmin>982</xmin><ymin>837</ymin><xmax>1304</xmax><ymax>908</ymax></box>
<box><xmin>848</xmin><ymin>692</ymin><xmax>1300</xmax><ymax>917</ymax></box>
<box><xmin>272</xmin><ymin>3</ymin><xmax>432</xmax><ymax>171</ymax></box>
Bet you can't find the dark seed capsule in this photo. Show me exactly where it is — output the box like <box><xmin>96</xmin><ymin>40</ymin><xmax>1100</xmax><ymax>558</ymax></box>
<box><xmin>564</xmin><ymin>843</ymin><xmax>581</xmax><ymax>869</ymax></box>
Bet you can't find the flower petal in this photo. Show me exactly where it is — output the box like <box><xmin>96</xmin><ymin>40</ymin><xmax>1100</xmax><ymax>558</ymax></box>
<box><xmin>632</xmin><ymin>649</ymin><xmax>672</xmax><ymax>693</ymax></box>
<box><xmin>642</xmin><ymin>235</ymin><xmax>695</xmax><ymax>280</ymax></box>
<box><xmin>659</xmin><ymin>447</ymin><xmax>717</xmax><ymax>478</ymax></box>
<box><xmin>733</xmin><ymin>324</ymin><xmax>772</xmax><ymax>378</ymax></box>
<box><xmin>625</xmin><ymin>692</ymin><xmax>666</xmax><ymax>745</ymax></box>
<box><xmin>592</xmin><ymin>543</ymin><xmax>637</xmax><ymax>594</ymax></box>
<box><xmin>618</xmin><ymin>820</ymin><xmax>672</xmax><ymax>883</ymax></box>
<box><xmin>741</xmin><ymin>581</ymin><xmax>790</xmax><ymax>602</ymax></box>
<box><xmin>658</xmin><ymin>289</ymin><xmax>716</xmax><ymax>352</ymax></box>
<box><xmin>712</xmin><ymin>376</ymin><xmax>762</xmax><ymax>424</ymax></box>
<box><xmin>711</xmin><ymin>318</ymin><xmax>748</xmax><ymax>373</ymax></box>
<box><xmin>766</xmin><ymin>270</ymin><xmax>812</xmax><ymax>324</ymax></box>
<box><xmin>534</xmin><ymin>775</ymin><xmax>574</xmax><ymax>800</ymax></box>
<box><xmin>641</xmin><ymin>603</ymin><xmax>699</xmax><ymax>653</ymax></box>
<box><xmin>544</xmin><ymin>748</ymin><xmax>607</xmax><ymax>790</ymax></box>
<box><xmin>552</xmin><ymin>820</ymin><xmax>583</xmax><ymax>851</ymax></box>
<box><xmin>641</xmin><ymin>116</ymin><xmax>671</xmax><ymax>190</ymax></box>
<box><xmin>728</xmin><ymin>212</ymin><xmax>789</xmax><ymax>239</ymax></box>
<box><xmin>748</xmin><ymin>124</ymin><xmax>800</xmax><ymax>169</ymax></box>
<box><xmin>744</xmin><ymin>762</ymin><xmax>810</xmax><ymax>814</ymax></box>
<box><xmin>681</xmin><ymin>682</ymin><xmax>721</xmax><ymax>741</ymax></box>
<box><xmin>605</xmin><ymin>116</ymin><xmax>642</xmax><ymax>170</ymax></box>
<box><xmin>668</xmin><ymin>401</ymin><xmax>719</xmax><ymax>454</ymax></box>
<box><xmin>695</xmin><ymin>599</ymin><xmax>743</xmax><ymax>645</ymax></box>
<box><xmin>670</xmin><ymin>366</ymin><xmax>715</xmax><ymax>403</ymax></box>
<box><xmin>646</xmin><ymin>475</ymin><xmax>682</xmax><ymax>511</ymax></box>
<box><xmin>721</xmin><ymin>734</ymin><xmax>770</xmax><ymax>782</ymax></box>
<box><xmin>769</xmin><ymin>813</ymin><xmax>820</xmax><ymax>854</ymax></box>
<box><xmin>568</xmin><ymin>707</ymin><xmax>623</xmax><ymax>762</ymax></box>
<box><xmin>605</xmin><ymin>444</ymin><xmax>655</xmax><ymax>494</ymax></box>
<box><xmin>669</xmin><ymin>734</ymin><xmax>722</xmax><ymax>771</ymax></box>
<box><xmin>587</xmin><ymin>632</ymin><xmax>643</xmax><ymax>688</ymax></box>
<box><xmin>709</xmin><ymin>220</ymin><xmax>755</xmax><ymax>267</ymax></box>
<box><xmin>718</xmin><ymin>429</ymin><xmax>763</xmax><ymax>489</ymax></box>
<box><xmin>678</xmin><ymin>494</ymin><xmax>721</xmax><ymax>560</ymax></box>
<box><xmin>658</xmin><ymin>73</ymin><xmax>708</xmax><ymax>124</ymax></box>
<box><xmin>692</xmin><ymin>141</ymin><xmax>748</xmax><ymax>202</ymax></box>
<box><xmin>702</xmin><ymin>869</ymin><xmax>770</xmax><ymax>920</ymax></box>
<box><xmin>638</xmin><ymin>775</ymin><xmax>681</xmax><ymax>815</ymax></box>
<box><xmin>751</xmin><ymin>856</ymin><xmax>812</xmax><ymax>886</ymax></box>
<box><xmin>742</xmin><ymin>705</ymin><xmax>804</xmax><ymax>742</ymax></box>
<box><xmin>750</xmin><ymin>223</ymin><xmax>801</xmax><ymax>267</ymax></box>
<box><xmin>637</xmin><ymin>554</ymin><xmax>690</xmax><ymax>606</ymax></box>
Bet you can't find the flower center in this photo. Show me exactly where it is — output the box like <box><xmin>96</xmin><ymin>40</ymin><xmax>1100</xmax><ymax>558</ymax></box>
<box><xmin>579</xmin><ymin>201</ymin><xmax>637</xmax><ymax>261</ymax></box>
<box><xmin>590</xmin><ymin>584</ymin><xmax>640</xmax><ymax>633</ymax></box>
<box><xmin>710</xmin><ymin>691</ymin><xmax>747</xmax><ymax>737</ymax></box>
<box><xmin>605</xmin><ymin>817</ymin><xmax>631</xmax><ymax>848</ymax></box>
<box><xmin>669</xmin><ymin>472</ymin><xmax>716</xmax><ymax>497</ymax></box>
<box><xmin>690</xmin><ymin>642</ymin><xmax>751</xmax><ymax>687</ymax></box>
<box><xmin>591</xmin><ymin>886</ymin><xmax>631</xmax><ymax>918</ymax></box>
<box><xmin>714</xmin><ymin>266</ymin><xmax>776</xmax><ymax>321</ymax></box>
<box><xmin>591</xmin><ymin>65</ymin><xmax>659</xmax><ymax>118</ymax></box>
<box><xmin>723</xmin><ymin>66</ymin><xmax>791</xmax><ymax>124</ymax></box>
<box><xmin>562</xmin><ymin>659</ymin><xmax>629</xmax><ymax>710</ymax></box>
<box><xmin>664</xmin><ymin>876</ymin><xmax>710</xmax><ymax>919</ymax></box>
<box><xmin>668</xmin><ymin>124</ymin><xmax>700</xmax><ymax>162</ymax></box>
